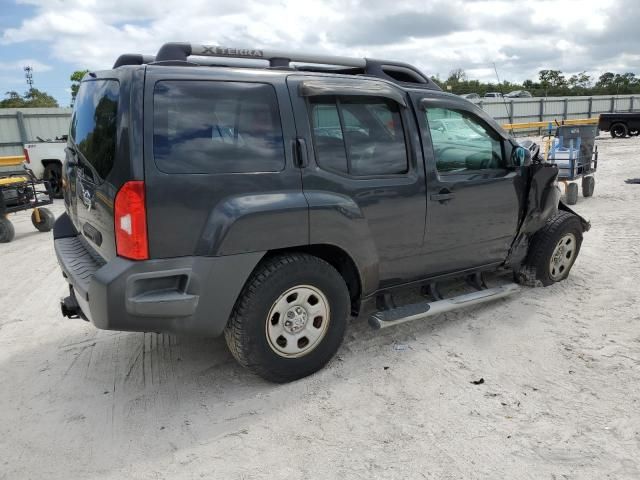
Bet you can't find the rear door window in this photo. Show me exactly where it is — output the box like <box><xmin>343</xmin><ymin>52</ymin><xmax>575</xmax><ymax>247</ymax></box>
<box><xmin>309</xmin><ymin>96</ymin><xmax>408</xmax><ymax>176</ymax></box>
<box><xmin>153</xmin><ymin>81</ymin><xmax>285</xmax><ymax>174</ymax></box>
<box><xmin>70</xmin><ymin>79</ymin><xmax>119</xmax><ymax>180</ymax></box>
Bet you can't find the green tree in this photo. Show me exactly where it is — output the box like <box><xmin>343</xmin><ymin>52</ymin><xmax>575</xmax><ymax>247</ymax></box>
<box><xmin>539</xmin><ymin>69</ymin><xmax>566</xmax><ymax>96</ymax></box>
<box><xmin>568</xmin><ymin>71</ymin><xmax>591</xmax><ymax>89</ymax></box>
<box><xmin>595</xmin><ymin>72</ymin><xmax>615</xmax><ymax>89</ymax></box>
<box><xmin>23</xmin><ymin>88</ymin><xmax>59</xmax><ymax>107</ymax></box>
<box><xmin>0</xmin><ymin>91</ymin><xmax>26</xmax><ymax>107</ymax></box>
<box><xmin>447</xmin><ymin>68</ymin><xmax>467</xmax><ymax>84</ymax></box>
<box><xmin>70</xmin><ymin>70</ymin><xmax>89</xmax><ymax>104</ymax></box>
<box><xmin>0</xmin><ymin>89</ymin><xmax>58</xmax><ymax>108</ymax></box>
<box><xmin>613</xmin><ymin>73</ymin><xmax>638</xmax><ymax>93</ymax></box>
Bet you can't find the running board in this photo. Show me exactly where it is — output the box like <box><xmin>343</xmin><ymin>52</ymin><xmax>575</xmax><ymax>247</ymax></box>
<box><xmin>368</xmin><ymin>283</ymin><xmax>521</xmax><ymax>330</ymax></box>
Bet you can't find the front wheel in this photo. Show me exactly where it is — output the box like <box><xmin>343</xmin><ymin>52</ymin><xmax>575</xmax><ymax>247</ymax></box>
<box><xmin>225</xmin><ymin>253</ymin><xmax>350</xmax><ymax>383</ymax></box>
<box><xmin>518</xmin><ymin>212</ymin><xmax>583</xmax><ymax>287</ymax></box>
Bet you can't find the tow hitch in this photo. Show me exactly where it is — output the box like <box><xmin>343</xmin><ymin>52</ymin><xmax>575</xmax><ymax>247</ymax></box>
<box><xmin>60</xmin><ymin>295</ymin><xmax>82</xmax><ymax>319</ymax></box>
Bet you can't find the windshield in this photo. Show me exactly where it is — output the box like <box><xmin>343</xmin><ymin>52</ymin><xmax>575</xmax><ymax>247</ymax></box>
<box><xmin>70</xmin><ymin>79</ymin><xmax>119</xmax><ymax>180</ymax></box>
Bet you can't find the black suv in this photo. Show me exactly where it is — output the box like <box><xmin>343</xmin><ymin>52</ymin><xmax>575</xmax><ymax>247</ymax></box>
<box><xmin>54</xmin><ymin>43</ymin><xmax>590</xmax><ymax>382</ymax></box>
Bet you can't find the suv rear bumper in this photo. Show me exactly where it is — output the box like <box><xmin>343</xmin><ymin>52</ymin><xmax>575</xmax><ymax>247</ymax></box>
<box><xmin>53</xmin><ymin>213</ymin><xmax>264</xmax><ymax>336</ymax></box>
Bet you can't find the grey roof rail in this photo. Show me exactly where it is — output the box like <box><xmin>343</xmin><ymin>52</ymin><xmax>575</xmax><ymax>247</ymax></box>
<box><xmin>138</xmin><ymin>42</ymin><xmax>441</xmax><ymax>90</ymax></box>
<box><xmin>155</xmin><ymin>42</ymin><xmax>367</xmax><ymax>68</ymax></box>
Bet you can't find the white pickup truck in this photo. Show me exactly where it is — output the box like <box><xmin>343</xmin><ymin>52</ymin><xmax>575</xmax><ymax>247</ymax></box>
<box><xmin>23</xmin><ymin>139</ymin><xmax>66</xmax><ymax>198</ymax></box>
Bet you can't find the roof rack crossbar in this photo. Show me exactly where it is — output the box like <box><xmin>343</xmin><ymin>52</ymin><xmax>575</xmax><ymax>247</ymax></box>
<box><xmin>156</xmin><ymin>42</ymin><xmax>367</xmax><ymax>68</ymax></box>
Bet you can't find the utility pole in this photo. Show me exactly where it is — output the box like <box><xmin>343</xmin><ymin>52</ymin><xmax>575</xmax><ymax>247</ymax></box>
<box><xmin>24</xmin><ymin>66</ymin><xmax>34</xmax><ymax>91</ymax></box>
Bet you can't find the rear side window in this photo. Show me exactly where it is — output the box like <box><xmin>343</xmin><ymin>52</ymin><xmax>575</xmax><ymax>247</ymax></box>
<box><xmin>70</xmin><ymin>79</ymin><xmax>119</xmax><ymax>179</ymax></box>
<box><xmin>153</xmin><ymin>81</ymin><xmax>285</xmax><ymax>174</ymax></box>
<box><xmin>309</xmin><ymin>96</ymin><xmax>408</xmax><ymax>176</ymax></box>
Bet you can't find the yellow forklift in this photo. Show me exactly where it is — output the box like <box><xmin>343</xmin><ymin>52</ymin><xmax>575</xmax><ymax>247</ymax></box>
<box><xmin>0</xmin><ymin>155</ymin><xmax>54</xmax><ymax>243</ymax></box>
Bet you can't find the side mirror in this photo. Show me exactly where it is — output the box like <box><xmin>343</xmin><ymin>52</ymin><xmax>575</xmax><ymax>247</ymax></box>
<box><xmin>511</xmin><ymin>145</ymin><xmax>531</xmax><ymax>167</ymax></box>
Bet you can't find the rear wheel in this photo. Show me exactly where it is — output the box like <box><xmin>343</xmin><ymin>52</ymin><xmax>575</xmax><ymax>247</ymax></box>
<box><xmin>582</xmin><ymin>176</ymin><xmax>595</xmax><ymax>197</ymax></box>
<box><xmin>629</xmin><ymin>129</ymin><xmax>639</xmax><ymax>136</ymax></box>
<box><xmin>565</xmin><ymin>182</ymin><xmax>579</xmax><ymax>205</ymax></box>
<box><xmin>225</xmin><ymin>253</ymin><xmax>350</xmax><ymax>383</ymax></box>
<box><xmin>43</xmin><ymin>162</ymin><xmax>63</xmax><ymax>199</ymax></box>
<box><xmin>0</xmin><ymin>217</ymin><xmax>15</xmax><ymax>243</ymax></box>
<box><xmin>610</xmin><ymin>123</ymin><xmax>628</xmax><ymax>138</ymax></box>
<box><xmin>31</xmin><ymin>207</ymin><xmax>55</xmax><ymax>232</ymax></box>
<box><xmin>518</xmin><ymin>212</ymin><xmax>583</xmax><ymax>287</ymax></box>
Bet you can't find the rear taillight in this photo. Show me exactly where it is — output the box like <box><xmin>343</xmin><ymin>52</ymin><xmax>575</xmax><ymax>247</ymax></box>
<box><xmin>114</xmin><ymin>181</ymin><xmax>148</xmax><ymax>260</ymax></box>
<box><xmin>23</xmin><ymin>147</ymin><xmax>30</xmax><ymax>164</ymax></box>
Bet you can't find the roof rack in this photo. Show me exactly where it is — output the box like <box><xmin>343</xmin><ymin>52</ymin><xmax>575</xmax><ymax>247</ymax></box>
<box><xmin>113</xmin><ymin>42</ymin><xmax>441</xmax><ymax>90</ymax></box>
<box><xmin>113</xmin><ymin>54</ymin><xmax>156</xmax><ymax>68</ymax></box>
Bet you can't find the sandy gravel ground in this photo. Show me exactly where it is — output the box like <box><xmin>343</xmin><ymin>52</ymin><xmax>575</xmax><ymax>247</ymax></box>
<box><xmin>1</xmin><ymin>135</ymin><xmax>639</xmax><ymax>480</ymax></box>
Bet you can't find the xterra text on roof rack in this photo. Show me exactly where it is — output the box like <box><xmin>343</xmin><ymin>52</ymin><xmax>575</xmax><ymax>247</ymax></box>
<box><xmin>54</xmin><ymin>43</ymin><xmax>590</xmax><ymax>382</ymax></box>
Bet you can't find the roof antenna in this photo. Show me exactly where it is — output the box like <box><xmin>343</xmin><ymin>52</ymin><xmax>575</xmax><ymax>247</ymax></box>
<box><xmin>493</xmin><ymin>62</ymin><xmax>514</xmax><ymax>136</ymax></box>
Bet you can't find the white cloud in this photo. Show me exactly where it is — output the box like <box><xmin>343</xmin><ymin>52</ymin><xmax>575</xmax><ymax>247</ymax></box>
<box><xmin>2</xmin><ymin>0</ymin><xmax>636</xmax><ymax>83</ymax></box>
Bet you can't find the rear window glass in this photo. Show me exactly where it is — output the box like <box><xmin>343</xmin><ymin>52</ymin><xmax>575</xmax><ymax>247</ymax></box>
<box><xmin>153</xmin><ymin>81</ymin><xmax>285</xmax><ymax>174</ymax></box>
<box><xmin>70</xmin><ymin>79</ymin><xmax>119</xmax><ymax>179</ymax></box>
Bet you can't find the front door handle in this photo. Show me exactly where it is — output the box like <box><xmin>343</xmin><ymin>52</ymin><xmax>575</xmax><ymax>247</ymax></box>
<box><xmin>430</xmin><ymin>189</ymin><xmax>455</xmax><ymax>203</ymax></box>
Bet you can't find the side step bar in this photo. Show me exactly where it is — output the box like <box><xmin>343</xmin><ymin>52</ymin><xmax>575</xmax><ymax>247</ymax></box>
<box><xmin>369</xmin><ymin>283</ymin><xmax>521</xmax><ymax>330</ymax></box>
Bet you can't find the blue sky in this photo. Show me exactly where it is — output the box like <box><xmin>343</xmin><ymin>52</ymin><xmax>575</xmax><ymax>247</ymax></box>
<box><xmin>1</xmin><ymin>2</ymin><xmax>74</xmax><ymax>105</ymax></box>
<box><xmin>1</xmin><ymin>0</ymin><xmax>638</xmax><ymax>107</ymax></box>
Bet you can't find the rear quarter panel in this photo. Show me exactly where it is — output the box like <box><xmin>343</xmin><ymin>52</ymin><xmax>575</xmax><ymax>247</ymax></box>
<box><xmin>143</xmin><ymin>67</ymin><xmax>308</xmax><ymax>258</ymax></box>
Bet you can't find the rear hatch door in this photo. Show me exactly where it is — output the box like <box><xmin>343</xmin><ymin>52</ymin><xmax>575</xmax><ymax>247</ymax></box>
<box><xmin>64</xmin><ymin>74</ymin><xmax>128</xmax><ymax>261</ymax></box>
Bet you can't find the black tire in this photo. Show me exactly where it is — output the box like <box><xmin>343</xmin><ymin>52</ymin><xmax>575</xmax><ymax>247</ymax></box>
<box><xmin>582</xmin><ymin>176</ymin><xmax>595</xmax><ymax>197</ymax></box>
<box><xmin>0</xmin><ymin>218</ymin><xmax>15</xmax><ymax>243</ymax></box>
<box><xmin>565</xmin><ymin>182</ymin><xmax>579</xmax><ymax>205</ymax></box>
<box><xmin>224</xmin><ymin>253</ymin><xmax>350</xmax><ymax>383</ymax></box>
<box><xmin>43</xmin><ymin>162</ymin><xmax>63</xmax><ymax>199</ymax></box>
<box><xmin>518</xmin><ymin>212</ymin><xmax>583</xmax><ymax>287</ymax></box>
<box><xmin>610</xmin><ymin>123</ymin><xmax>628</xmax><ymax>138</ymax></box>
<box><xmin>31</xmin><ymin>207</ymin><xmax>55</xmax><ymax>232</ymax></box>
<box><xmin>629</xmin><ymin>129</ymin><xmax>639</xmax><ymax>136</ymax></box>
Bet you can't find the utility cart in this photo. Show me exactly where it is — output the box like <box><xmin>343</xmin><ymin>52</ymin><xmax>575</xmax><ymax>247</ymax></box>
<box><xmin>0</xmin><ymin>155</ymin><xmax>55</xmax><ymax>243</ymax></box>
<box><xmin>544</xmin><ymin>124</ymin><xmax>598</xmax><ymax>205</ymax></box>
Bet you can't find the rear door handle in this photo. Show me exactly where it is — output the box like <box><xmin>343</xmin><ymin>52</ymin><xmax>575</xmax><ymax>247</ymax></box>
<box><xmin>294</xmin><ymin>138</ymin><xmax>308</xmax><ymax>168</ymax></box>
<box><xmin>430</xmin><ymin>190</ymin><xmax>455</xmax><ymax>203</ymax></box>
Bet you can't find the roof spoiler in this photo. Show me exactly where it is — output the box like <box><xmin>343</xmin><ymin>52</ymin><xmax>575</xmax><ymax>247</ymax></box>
<box><xmin>113</xmin><ymin>54</ymin><xmax>156</xmax><ymax>68</ymax></box>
